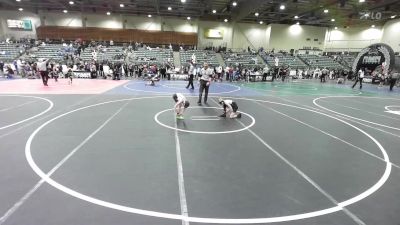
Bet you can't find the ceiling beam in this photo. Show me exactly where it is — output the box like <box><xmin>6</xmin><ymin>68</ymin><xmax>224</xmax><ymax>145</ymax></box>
<box><xmin>200</xmin><ymin>0</ymin><xmax>213</xmax><ymax>16</ymax></box>
<box><xmin>231</xmin><ymin>0</ymin><xmax>268</xmax><ymax>22</ymax></box>
<box><xmin>154</xmin><ymin>0</ymin><xmax>160</xmax><ymax>15</ymax></box>
<box><xmin>0</xmin><ymin>0</ymin><xmax>18</xmax><ymax>8</ymax></box>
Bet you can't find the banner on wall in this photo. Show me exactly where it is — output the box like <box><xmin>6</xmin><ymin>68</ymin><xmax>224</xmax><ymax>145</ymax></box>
<box><xmin>204</xmin><ymin>29</ymin><xmax>223</xmax><ymax>39</ymax></box>
<box><xmin>352</xmin><ymin>43</ymin><xmax>395</xmax><ymax>73</ymax></box>
<box><xmin>7</xmin><ymin>20</ymin><xmax>32</xmax><ymax>30</ymax></box>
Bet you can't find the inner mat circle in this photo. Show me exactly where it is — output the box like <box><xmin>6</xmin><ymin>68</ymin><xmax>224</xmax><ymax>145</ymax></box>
<box><xmin>154</xmin><ymin>106</ymin><xmax>255</xmax><ymax>134</ymax></box>
<box><xmin>25</xmin><ymin>96</ymin><xmax>392</xmax><ymax>224</ymax></box>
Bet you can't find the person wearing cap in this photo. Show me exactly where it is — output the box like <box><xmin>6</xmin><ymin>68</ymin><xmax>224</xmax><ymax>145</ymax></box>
<box><xmin>173</xmin><ymin>93</ymin><xmax>190</xmax><ymax>120</ymax></box>
<box><xmin>198</xmin><ymin>63</ymin><xmax>214</xmax><ymax>105</ymax></box>
<box><xmin>218</xmin><ymin>98</ymin><xmax>241</xmax><ymax>118</ymax></box>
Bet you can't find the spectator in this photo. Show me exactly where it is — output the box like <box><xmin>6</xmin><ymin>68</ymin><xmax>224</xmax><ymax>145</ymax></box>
<box><xmin>352</xmin><ymin>68</ymin><xmax>364</xmax><ymax>90</ymax></box>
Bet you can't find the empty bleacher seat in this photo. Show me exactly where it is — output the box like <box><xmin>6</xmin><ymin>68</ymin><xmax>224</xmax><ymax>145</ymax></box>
<box><xmin>180</xmin><ymin>50</ymin><xmax>219</xmax><ymax>67</ymax></box>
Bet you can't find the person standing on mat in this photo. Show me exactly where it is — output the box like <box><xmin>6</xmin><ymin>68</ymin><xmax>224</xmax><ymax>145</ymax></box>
<box><xmin>321</xmin><ymin>67</ymin><xmax>328</xmax><ymax>83</ymax></box>
<box><xmin>218</xmin><ymin>97</ymin><xmax>241</xmax><ymax>118</ymax></box>
<box><xmin>66</xmin><ymin>67</ymin><xmax>74</xmax><ymax>85</ymax></box>
<box><xmin>173</xmin><ymin>93</ymin><xmax>190</xmax><ymax>120</ymax></box>
<box><xmin>389</xmin><ymin>70</ymin><xmax>399</xmax><ymax>91</ymax></box>
<box><xmin>198</xmin><ymin>63</ymin><xmax>214</xmax><ymax>105</ymax></box>
<box><xmin>352</xmin><ymin>67</ymin><xmax>364</xmax><ymax>90</ymax></box>
<box><xmin>37</xmin><ymin>58</ymin><xmax>50</xmax><ymax>86</ymax></box>
<box><xmin>186</xmin><ymin>61</ymin><xmax>195</xmax><ymax>89</ymax></box>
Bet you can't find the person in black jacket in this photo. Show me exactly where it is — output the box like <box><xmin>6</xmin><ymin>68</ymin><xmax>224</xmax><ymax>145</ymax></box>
<box><xmin>99</xmin><ymin>63</ymin><xmax>104</xmax><ymax>78</ymax></box>
<box><xmin>389</xmin><ymin>70</ymin><xmax>399</xmax><ymax>91</ymax></box>
<box><xmin>160</xmin><ymin>66</ymin><xmax>167</xmax><ymax>79</ymax></box>
<box><xmin>0</xmin><ymin>61</ymin><xmax>4</xmax><ymax>77</ymax></box>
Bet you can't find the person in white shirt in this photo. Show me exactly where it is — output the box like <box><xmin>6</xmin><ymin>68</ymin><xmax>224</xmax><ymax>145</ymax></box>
<box><xmin>314</xmin><ymin>67</ymin><xmax>321</xmax><ymax>79</ymax></box>
<box><xmin>37</xmin><ymin>58</ymin><xmax>50</xmax><ymax>86</ymax></box>
<box><xmin>198</xmin><ymin>63</ymin><xmax>214</xmax><ymax>105</ymax></box>
<box><xmin>216</xmin><ymin>65</ymin><xmax>223</xmax><ymax>81</ymax></box>
<box><xmin>274</xmin><ymin>57</ymin><xmax>279</xmax><ymax>67</ymax></box>
<box><xmin>218</xmin><ymin>98</ymin><xmax>241</xmax><ymax>118</ymax></box>
<box><xmin>173</xmin><ymin>93</ymin><xmax>190</xmax><ymax>120</ymax></box>
<box><xmin>186</xmin><ymin>61</ymin><xmax>195</xmax><ymax>89</ymax></box>
<box><xmin>352</xmin><ymin>68</ymin><xmax>364</xmax><ymax>89</ymax></box>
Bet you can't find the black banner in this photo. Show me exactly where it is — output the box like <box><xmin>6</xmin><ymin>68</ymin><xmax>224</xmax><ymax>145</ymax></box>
<box><xmin>352</xmin><ymin>43</ymin><xmax>395</xmax><ymax>74</ymax></box>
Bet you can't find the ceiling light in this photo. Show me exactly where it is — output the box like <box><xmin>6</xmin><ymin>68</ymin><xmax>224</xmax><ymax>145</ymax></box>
<box><xmin>224</xmin><ymin>19</ymin><xmax>228</xmax><ymax>22</ymax></box>
<box><xmin>63</xmin><ymin>9</ymin><xmax>68</xmax><ymax>13</ymax></box>
<box><xmin>148</xmin><ymin>14</ymin><xmax>152</xmax><ymax>17</ymax></box>
<box><xmin>296</xmin><ymin>22</ymin><xmax>300</xmax><ymax>25</ymax></box>
<box><xmin>331</xmin><ymin>18</ymin><xmax>335</xmax><ymax>22</ymax></box>
<box><xmin>359</xmin><ymin>0</ymin><xmax>365</xmax><ymax>2</ymax></box>
<box><xmin>294</xmin><ymin>15</ymin><xmax>299</xmax><ymax>19</ymax></box>
<box><xmin>181</xmin><ymin>0</ymin><xmax>186</xmax><ymax>3</ymax></box>
<box><xmin>255</xmin><ymin>12</ymin><xmax>259</xmax><ymax>17</ymax></box>
<box><xmin>120</xmin><ymin>3</ymin><xmax>124</xmax><ymax>7</ymax></box>
<box><xmin>334</xmin><ymin>27</ymin><xmax>338</xmax><ymax>30</ymax></box>
<box><xmin>69</xmin><ymin>1</ymin><xmax>74</xmax><ymax>5</ymax></box>
<box><xmin>106</xmin><ymin>11</ymin><xmax>111</xmax><ymax>15</ymax></box>
<box><xmin>187</xmin><ymin>16</ymin><xmax>191</xmax><ymax>20</ymax></box>
<box><xmin>232</xmin><ymin>2</ymin><xmax>237</xmax><ymax>6</ymax></box>
<box><xmin>324</xmin><ymin>9</ymin><xmax>329</xmax><ymax>13</ymax></box>
<box><xmin>16</xmin><ymin>0</ymin><xmax>21</xmax><ymax>2</ymax></box>
<box><xmin>280</xmin><ymin>5</ymin><xmax>285</xmax><ymax>10</ymax></box>
<box><xmin>168</xmin><ymin>6</ymin><xmax>172</xmax><ymax>10</ymax></box>
<box><xmin>259</xmin><ymin>21</ymin><xmax>263</xmax><ymax>24</ymax></box>
<box><xmin>212</xmin><ymin>9</ymin><xmax>216</xmax><ymax>14</ymax></box>
<box><xmin>371</xmin><ymin>24</ymin><xmax>375</xmax><ymax>28</ymax></box>
<box><xmin>390</xmin><ymin>15</ymin><xmax>396</xmax><ymax>19</ymax></box>
<box><xmin>18</xmin><ymin>8</ymin><xmax>23</xmax><ymax>11</ymax></box>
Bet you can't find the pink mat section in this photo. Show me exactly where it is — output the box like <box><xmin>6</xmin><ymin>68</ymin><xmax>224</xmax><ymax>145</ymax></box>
<box><xmin>0</xmin><ymin>79</ymin><xmax>129</xmax><ymax>94</ymax></box>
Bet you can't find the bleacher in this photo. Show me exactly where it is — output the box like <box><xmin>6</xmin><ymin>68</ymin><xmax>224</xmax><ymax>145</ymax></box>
<box><xmin>98</xmin><ymin>46</ymin><xmax>125</xmax><ymax>62</ymax></box>
<box><xmin>133</xmin><ymin>48</ymin><xmax>173</xmax><ymax>65</ymax></box>
<box><xmin>0</xmin><ymin>44</ymin><xmax>25</xmax><ymax>62</ymax></box>
<box><xmin>180</xmin><ymin>50</ymin><xmax>219</xmax><ymax>67</ymax></box>
<box><xmin>297</xmin><ymin>54</ymin><xmax>343</xmax><ymax>69</ymax></box>
<box><xmin>82</xmin><ymin>46</ymin><xmax>125</xmax><ymax>62</ymax></box>
<box><xmin>260</xmin><ymin>52</ymin><xmax>307</xmax><ymax>68</ymax></box>
<box><xmin>222</xmin><ymin>52</ymin><xmax>262</xmax><ymax>68</ymax></box>
<box><xmin>26</xmin><ymin>44</ymin><xmax>72</xmax><ymax>61</ymax></box>
<box><xmin>80</xmin><ymin>48</ymin><xmax>94</xmax><ymax>61</ymax></box>
<box><xmin>340</xmin><ymin>55</ymin><xmax>356</xmax><ymax>68</ymax></box>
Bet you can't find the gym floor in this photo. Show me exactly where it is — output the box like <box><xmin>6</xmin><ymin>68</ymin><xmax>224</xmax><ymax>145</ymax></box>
<box><xmin>0</xmin><ymin>78</ymin><xmax>400</xmax><ymax>225</ymax></box>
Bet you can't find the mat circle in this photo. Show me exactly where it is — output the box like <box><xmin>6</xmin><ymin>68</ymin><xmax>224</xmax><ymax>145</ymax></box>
<box><xmin>154</xmin><ymin>106</ymin><xmax>255</xmax><ymax>134</ymax></box>
<box><xmin>385</xmin><ymin>105</ymin><xmax>400</xmax><ymax>111</ymax></box>
<box><xmin>313</xmin><ymin>96</ymin><xmax>400</xmax><ymax>131</ymax></box>
<box><xmin>0</xmin><ymin>95</ymin><xmax>54</xmax><ymax>130</ymax></box>
<box><xmin>25</xmin><ymin>96</ymin><xmax>392</xmax><ymax>224</ymax></box>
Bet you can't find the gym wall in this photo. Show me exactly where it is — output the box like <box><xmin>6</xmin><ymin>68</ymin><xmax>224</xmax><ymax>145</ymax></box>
<box><xmin>0</xmin><ymin>9</ymin><xmax>398</xmax><ymax>53</ymax></box>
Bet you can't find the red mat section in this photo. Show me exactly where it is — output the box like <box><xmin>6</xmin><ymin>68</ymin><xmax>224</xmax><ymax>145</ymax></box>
<box><xmin>0</xmin><ymin>79</ymin><xmax>129</xmax><ymax>94</ymax></box>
